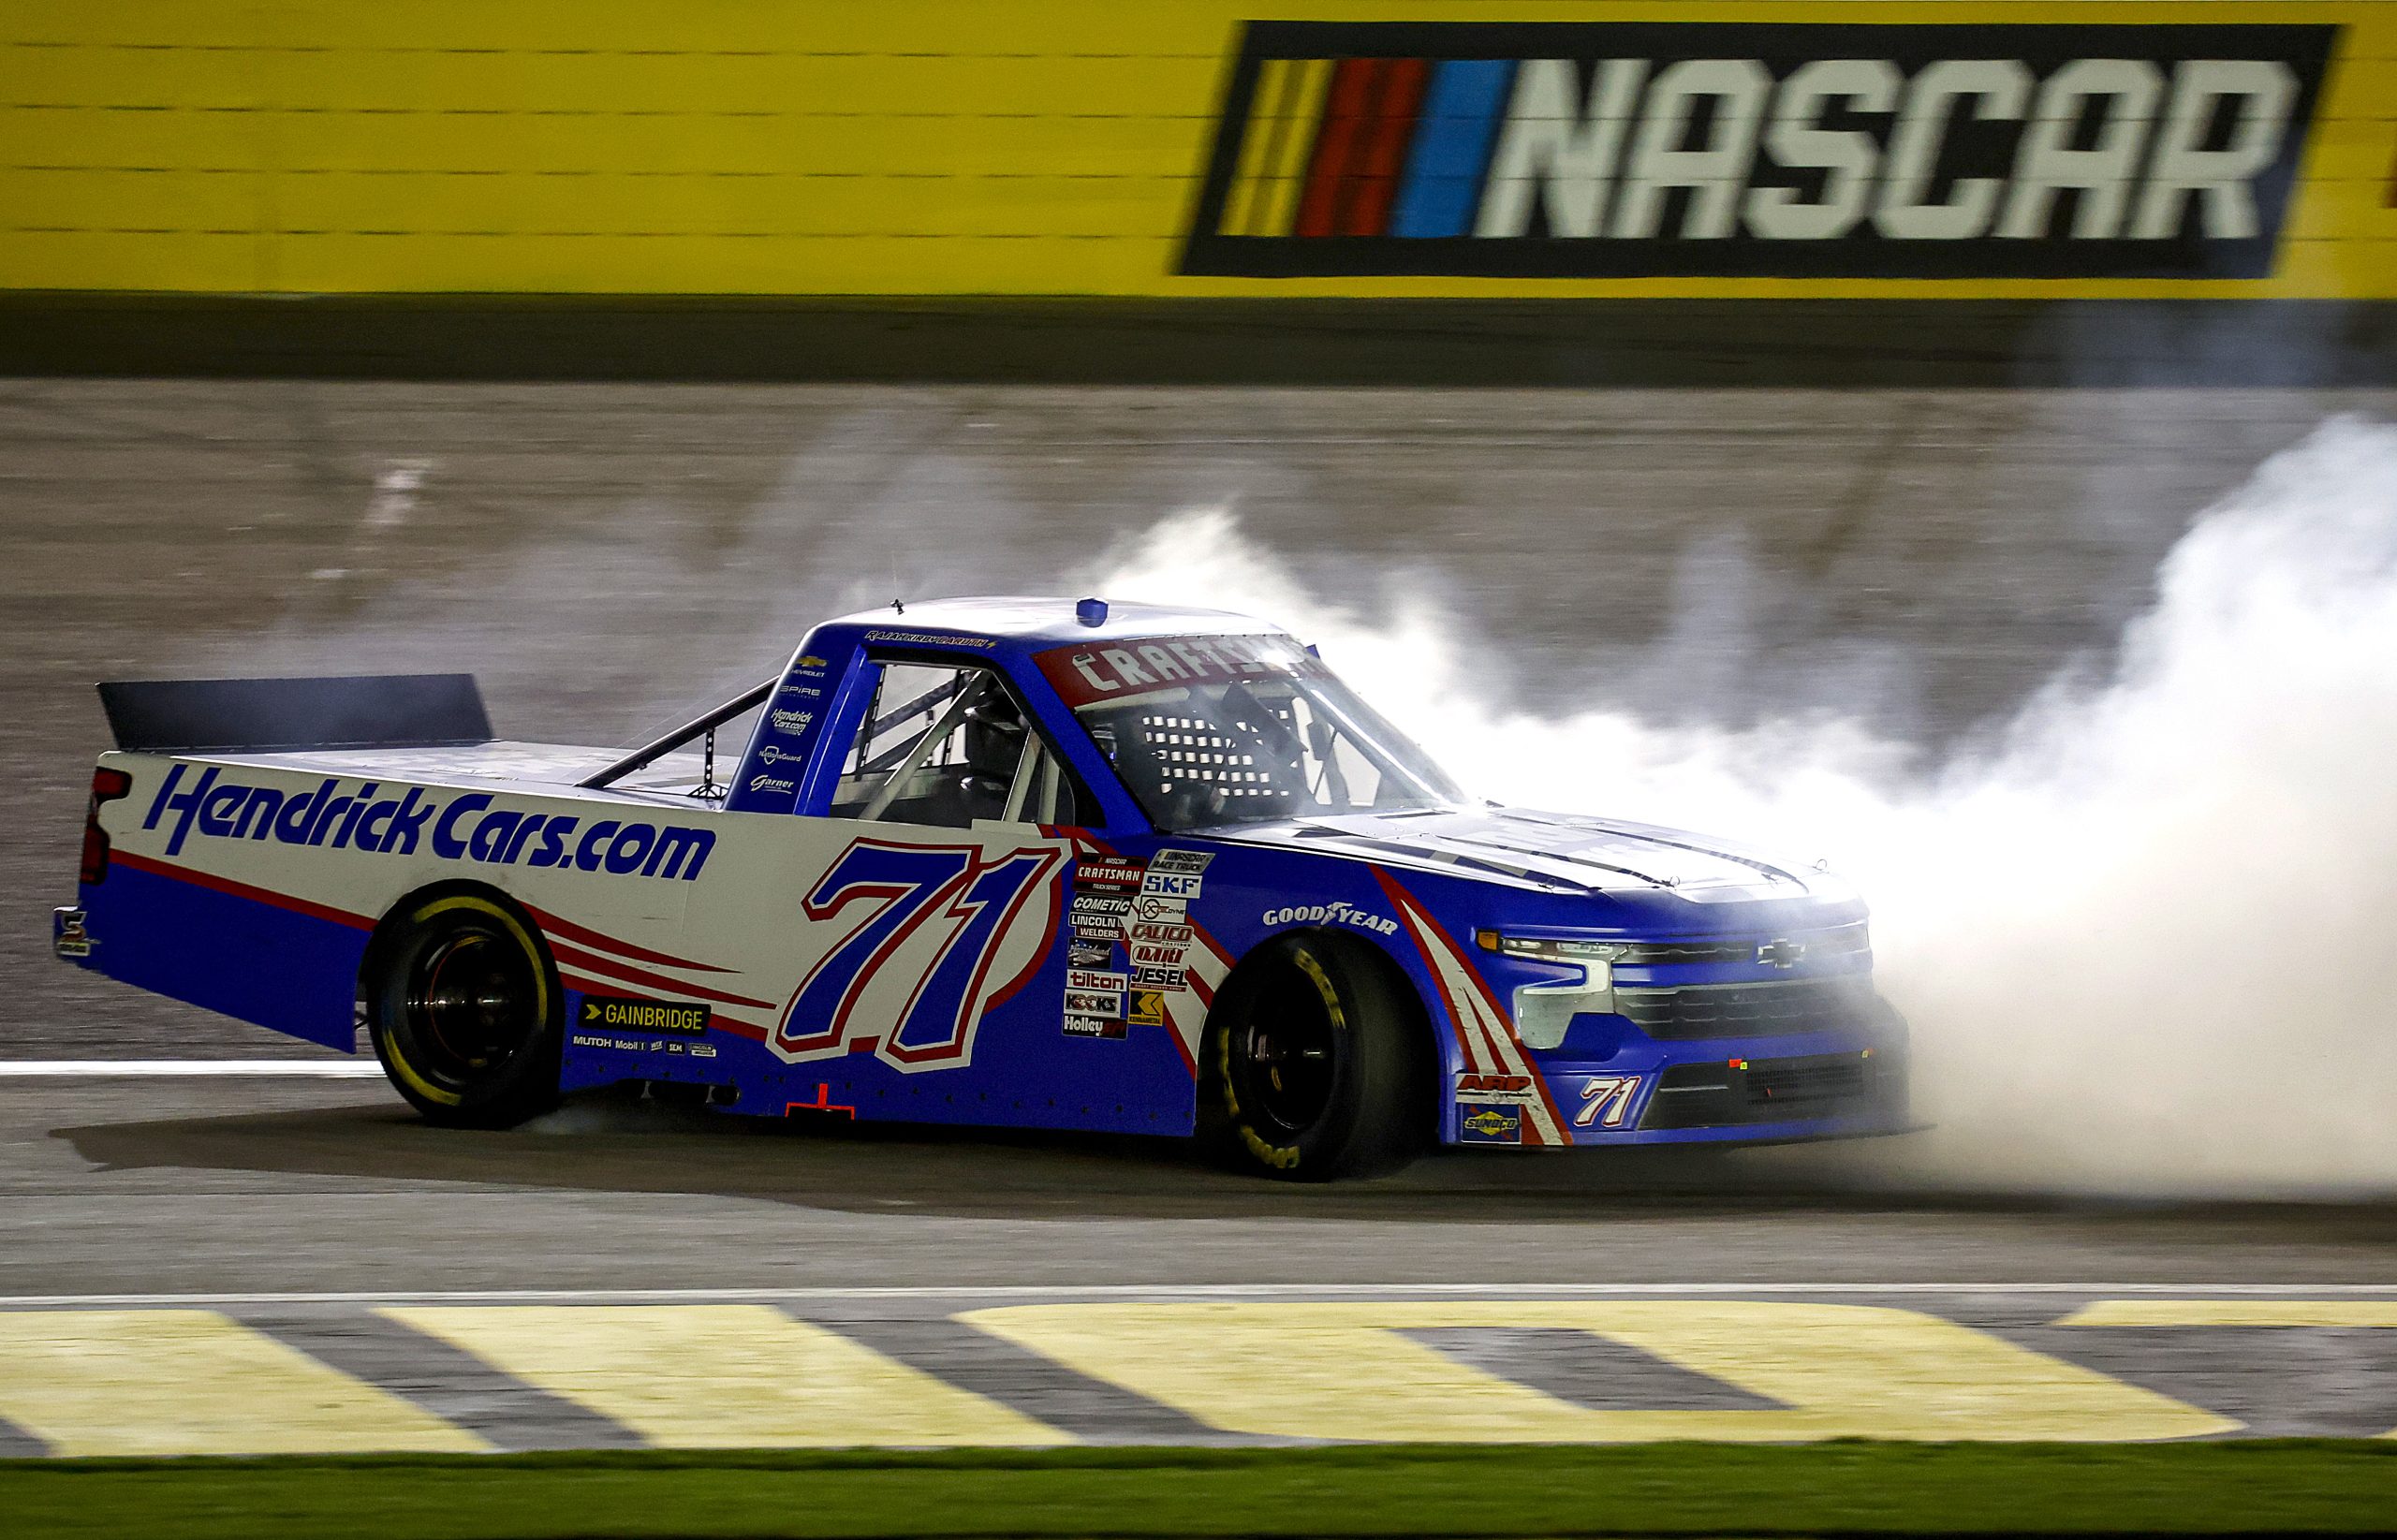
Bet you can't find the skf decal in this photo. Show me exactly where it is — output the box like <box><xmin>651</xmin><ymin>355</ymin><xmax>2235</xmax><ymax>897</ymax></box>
<box><xmin>1184</xmin><ymin>21</ymin><xmax>2332</xmax><ymax>281</ymax></box>
<box><xmin>1140</xmin><ymin>869</ymin><xmax>1204</xmax><ymax>901</ymax></box>
<box><xmin>1375</xmin><ymin>867</ymin><xmax>1567</xmax><ymax>1146</ymax></box>
<box><xmin>141</xmin><ymin>766</ymin><xmax>714</xmax><ymax>881</ymax></box>
<box><xmin>1576</xmin><ymin>1074</ymin><xmax>1643</xmax><ymax>1130</ymax></box>
<box><xmin>774</xmin><ymin>837</ymin><xmax>1063</xmax><ymax>1072</ymax></box>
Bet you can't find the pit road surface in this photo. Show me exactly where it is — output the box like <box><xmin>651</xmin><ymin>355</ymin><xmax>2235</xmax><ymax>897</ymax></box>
<box><xmin>3</xmin><ymin>381</ymin><xmax>2393</xmax><ymax>1455</ymax></box>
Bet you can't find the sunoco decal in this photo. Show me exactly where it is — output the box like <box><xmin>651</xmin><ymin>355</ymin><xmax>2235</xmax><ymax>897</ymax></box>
<box><xmin>1183</xmin><ymin>21</ymin><xmax>2333</xmax><ymax>279</ymax></box>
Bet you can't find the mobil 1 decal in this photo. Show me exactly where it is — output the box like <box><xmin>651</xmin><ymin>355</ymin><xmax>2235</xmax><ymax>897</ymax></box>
<box><xmin>1182</xmin><ymin>20</ymin><xmax>2334</xmax><ymax>280</ymax></box>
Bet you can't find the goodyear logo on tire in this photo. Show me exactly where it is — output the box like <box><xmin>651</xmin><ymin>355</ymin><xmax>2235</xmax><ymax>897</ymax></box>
<box><xmin>1182</xmin><ymin>21</ymin><xmax>2335</xmax><ymax>280</ymax></box>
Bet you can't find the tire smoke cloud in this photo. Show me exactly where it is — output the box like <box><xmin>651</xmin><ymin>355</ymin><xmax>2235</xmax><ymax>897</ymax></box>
<box><xmin>1088</xmin><ymin>417</ymin><xmax>2397</xmax><ymax>1198</ymax></box>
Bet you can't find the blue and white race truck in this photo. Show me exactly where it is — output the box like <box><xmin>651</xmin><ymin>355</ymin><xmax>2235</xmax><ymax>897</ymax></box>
<box><xmin>58</xmin><ymin>597</ymin><xmax>1907</xmax><ymax>1179</ymax></box>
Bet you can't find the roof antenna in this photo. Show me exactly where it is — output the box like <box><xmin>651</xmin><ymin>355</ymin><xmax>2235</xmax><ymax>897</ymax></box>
<box><xmin>888</xmin><ymin>544</ymin><xmax>904</xmax><ymax>616</ymax></box>
<box><xmin>890</xmin><ymin>597</ymin><xmax>905</xmax><ymax>616</ymax></box>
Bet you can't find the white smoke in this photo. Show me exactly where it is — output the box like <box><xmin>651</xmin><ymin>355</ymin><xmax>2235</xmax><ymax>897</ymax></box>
<box><xmin>1088</xmin><ymin>417</ymin><xmax>2397</xmax><ymax>1198</ymax></box>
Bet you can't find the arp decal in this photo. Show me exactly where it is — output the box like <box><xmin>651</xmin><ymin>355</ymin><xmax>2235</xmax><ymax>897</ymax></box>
<box><xmin>1184</xmin><ymin>20</ymin><xmax>2333</xmax><ymax>280</ymax></box>
<box><xmin>773</xmin><ymin>838</ymin><xmax>1063</xmax><ymax>1071</ymax></box>
<box><xmin>1455</xmin><ymin>1072</ymin><xmax>1538</xmax><ymax>1106</ymax></box>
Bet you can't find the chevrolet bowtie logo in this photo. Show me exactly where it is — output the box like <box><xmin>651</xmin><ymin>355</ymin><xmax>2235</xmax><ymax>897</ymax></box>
<box><xmin>1756</xmin><ymin>939</ymin><xmax>1806</xmax><ymax>969</ymax></box>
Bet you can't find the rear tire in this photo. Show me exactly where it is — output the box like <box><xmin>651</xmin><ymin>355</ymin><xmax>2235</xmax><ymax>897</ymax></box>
<box><xmin>365</xmin><ymin>889</ymin><xmax>562</xmax><ymax>1129</ymax></box>
<box><xmin>1200</xmin><ymin>932</ymin><xmax>1431</xmax><ymax>1181</ymax></box>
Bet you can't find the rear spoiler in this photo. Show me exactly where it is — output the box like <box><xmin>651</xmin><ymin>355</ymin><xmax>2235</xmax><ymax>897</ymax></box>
<box><xmin>96</xmin><ymin>674</ymin><xmax>493</xmax><ymax>754</ymax></box>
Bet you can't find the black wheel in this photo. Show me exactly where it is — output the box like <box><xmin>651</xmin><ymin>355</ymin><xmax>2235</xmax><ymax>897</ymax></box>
<box><xmin>1201</xmin><ymin>932</ymin><xmax>1432</xmax><ymax>1181</ymax></box>
<box><xmin>365</xmin><ymin>890</ymin><xmax>562</xmax><ymax>1128</ymax></box>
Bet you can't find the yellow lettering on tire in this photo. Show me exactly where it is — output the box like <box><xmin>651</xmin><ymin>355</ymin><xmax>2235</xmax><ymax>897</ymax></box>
<box><xmin>961</xmin><ymin>1300</ymin><xmax>2234</xmax><ymax>1443</ymax></box>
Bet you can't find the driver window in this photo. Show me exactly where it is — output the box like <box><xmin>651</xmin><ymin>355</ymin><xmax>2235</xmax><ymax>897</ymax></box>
<box><xmin>830</xmin><ymin>660</ymin><xmax>1083</xmax><ymax>829</ymax></box>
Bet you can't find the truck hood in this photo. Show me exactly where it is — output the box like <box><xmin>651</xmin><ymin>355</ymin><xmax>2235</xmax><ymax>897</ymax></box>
<box><xmin>1206</xmin><ymin>806</ymin><xmax>1827</xmax><ymax>902</ymax></box>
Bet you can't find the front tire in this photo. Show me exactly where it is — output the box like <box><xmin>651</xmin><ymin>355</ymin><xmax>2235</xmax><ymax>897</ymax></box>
<box><xmin>365</xmin><ymin>889</ymin><xmax>562</xmax><ymax>1129</ymax></box>
<box><xmin>1201</xmin><ymin>933</ymin><xmax>1431</xmax><ymax>1181</ymax></box>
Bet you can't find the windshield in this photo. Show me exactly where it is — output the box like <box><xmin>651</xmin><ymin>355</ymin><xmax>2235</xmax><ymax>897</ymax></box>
<box><xmin>1035</xmin><ymin>633</ymin><xmax>1465</xmax><ymax>830</ymax></box>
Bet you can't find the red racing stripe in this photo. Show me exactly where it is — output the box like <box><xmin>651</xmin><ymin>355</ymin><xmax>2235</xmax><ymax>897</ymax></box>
<box><xmin>1344</xmin><ymin>56</ymin><xmax>1430</xmax><ymax>236</ymax></box>
<box><xmin>1294</xmin><ymin>57</ymin><xmax>1382</xmax><ymax>238</ymax></box>
<box><xmin>549</xmin><ymin>939</ymin><xmax>776</xmax><ymax>1010</ymax></box>
<box><xmin>522</xmin><ymin>902</ymin><xmax>736</xmax><ymax>974</ymax></box>
<box><xmin>111</xmin><ymin>852</ymin><xmax>373</xmax><ymax>931</ymax></box>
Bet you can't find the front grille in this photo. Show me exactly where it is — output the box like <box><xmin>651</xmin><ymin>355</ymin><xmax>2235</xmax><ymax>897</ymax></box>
<box><xmin>1615</xmin><ymin>976</ymin><xmax>1878</xmax><ymax>1041</ymax></box>
<box><xmin>1749</xmin><ymin>1057</ymin><xmax>1866</xmax><ymax>1105</ymax></box>
<box><xmin>1640</xmin><ymin>1050</ymin><xmax>1894</xmax><ymax>1130</ymax></box>
<box><xmin>1623</xmin><ymin>923</ymin><xmax>1869</xmax><ymax>968</ymax></box>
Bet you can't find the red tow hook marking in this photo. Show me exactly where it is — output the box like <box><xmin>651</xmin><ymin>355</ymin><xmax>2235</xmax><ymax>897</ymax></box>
<box><xmin>786</xmin><ymin>1083</ymin><xmax>856</xmax><ymax>1119</ymax></box>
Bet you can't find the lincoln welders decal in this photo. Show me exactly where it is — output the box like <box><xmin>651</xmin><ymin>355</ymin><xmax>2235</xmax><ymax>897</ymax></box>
<box><xmin>1182</xmin><ymin>21</ymin><xmax>2333</xmax><ymax>280</ymax></box>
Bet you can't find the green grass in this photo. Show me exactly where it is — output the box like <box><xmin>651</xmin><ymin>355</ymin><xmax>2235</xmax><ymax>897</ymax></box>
<box><xmin>4</xmin><ymin>1442</ymin><xmax>2395</xmax><ymax>1538</ymax></box>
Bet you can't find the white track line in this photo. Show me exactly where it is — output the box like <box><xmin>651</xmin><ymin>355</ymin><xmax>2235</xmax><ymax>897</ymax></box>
<box><xmin>3</xmin><ymin>1283</ymin><xmax>2393</xmax><ymax>1309</ymax></box>
<box><xmin>0</xmin><ymin>1060</ymin><xmax>382</xmax><ymax>1078</ymax></box>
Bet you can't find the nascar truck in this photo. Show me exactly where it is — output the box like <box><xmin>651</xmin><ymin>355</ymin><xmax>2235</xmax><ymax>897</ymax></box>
<box><xmin>56</xmin><ymin>597</ymin><xmax>1907</xmax><ymax>1179</ymax></box>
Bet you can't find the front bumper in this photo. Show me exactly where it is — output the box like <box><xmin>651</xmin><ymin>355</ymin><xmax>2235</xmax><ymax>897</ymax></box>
<box><xmin>1450</xmin><ymin>981</ymin><xmax>1913</xmax><ymax>1148</ymax></box>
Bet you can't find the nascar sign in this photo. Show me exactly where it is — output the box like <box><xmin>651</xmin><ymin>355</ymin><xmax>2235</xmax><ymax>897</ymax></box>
<box><xmin>1181</xmin><ymin>21</ymin><xmax>2337</xmax><ymax>280</ymax></box>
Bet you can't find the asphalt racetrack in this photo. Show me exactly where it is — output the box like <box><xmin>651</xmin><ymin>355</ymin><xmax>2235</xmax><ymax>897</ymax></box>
<box><xmin>4</xmin><ymin>380</ymin><xmax>2394</xmax><ymax>1457</ymax></box>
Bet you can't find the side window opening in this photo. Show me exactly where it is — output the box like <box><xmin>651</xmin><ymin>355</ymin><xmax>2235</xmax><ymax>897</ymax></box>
<box><xmin>831</xmin><ymin>658</ymin><xmax>1087</xmax><ymax>829</ymax></box>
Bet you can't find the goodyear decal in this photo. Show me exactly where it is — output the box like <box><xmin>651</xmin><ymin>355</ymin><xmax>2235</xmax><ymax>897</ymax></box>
<box><xmin>1183</xmin><ymin>21</ymin><xmax>2336</xmax><ymax>281</ymax></box>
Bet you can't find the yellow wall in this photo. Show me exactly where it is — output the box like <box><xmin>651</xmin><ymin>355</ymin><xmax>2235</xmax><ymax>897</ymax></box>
<box><xmin>3</xmin><ymin>2</ymin><xmax>2390</xmax><ymax>298</ymax></box>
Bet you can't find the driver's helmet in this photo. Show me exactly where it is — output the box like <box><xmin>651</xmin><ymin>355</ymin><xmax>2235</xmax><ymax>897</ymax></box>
<box><xmin>960</xmin><ymin>697</ymin><xmax>1026</xmax><ymax>777</ymax></box>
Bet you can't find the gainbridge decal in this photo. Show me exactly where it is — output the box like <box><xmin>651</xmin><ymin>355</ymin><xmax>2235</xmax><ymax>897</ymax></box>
<box><xmin>1180</xmin><ymin>20</ymin><xmax>2337</xmax><ymax>281</ymax></box>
